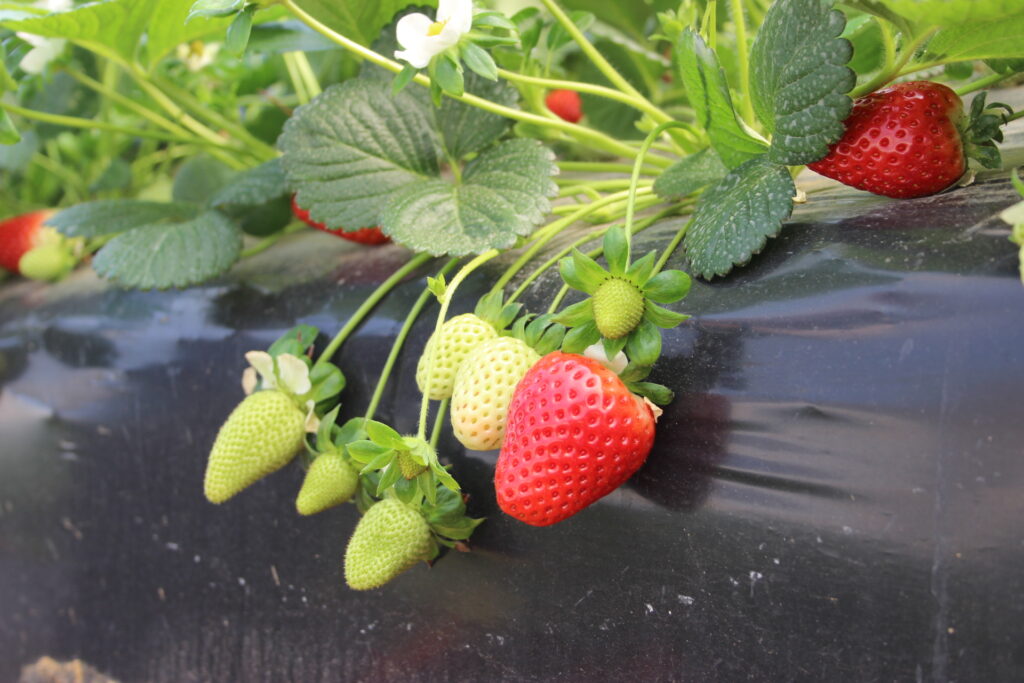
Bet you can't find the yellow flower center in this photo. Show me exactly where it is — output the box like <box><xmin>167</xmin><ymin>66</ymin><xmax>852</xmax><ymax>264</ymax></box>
<box><xmin>426</xmin><ymin>19</ymin><xmax>447</xmax><ymax>37</ymax></box>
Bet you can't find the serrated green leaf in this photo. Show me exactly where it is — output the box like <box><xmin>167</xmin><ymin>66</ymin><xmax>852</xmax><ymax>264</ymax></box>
<box><xmin>879</xmin><ymin>0</ymin><xmax>1024</xmax><ymax>25</ymax></box>
<box><xmin>280</xmin><ymin>79</ymin><xmax>440</xmax><ymax>230</ymax></box>
<box><xmin>676</xmin><ymin>30</ymin><xmax>767</xmax><ymax>169</ymax></box>
<box><xmin>603</xmin><ymin>227</ymin><xmax>628</xmax><ymax>276</ymax></box>
<box><xmin>554</xmin><ymin>298</ymin><xmax>594</xmax><ymax>327</ymax></box>
<box><xmin>643</xmin><ymin>270</ymin><xmax>691</xmax><ymax>303</ymax></box>
<box><xmin>46</xmin><ymin>200</ymin><xmax>200</xmax><ymax>238</ymax></box>
<box><xmin>926</xmin><ymin>13</ymin><xmax>1024</xmax><ymax>61</ymax></box>
<box><xmin>626</xmin><ymin>319</ymin><xmax>661</xmax><ymax>366</ymax></box>
<box><xmin>0</xmin><ymin>109</ymin><xmax>19</xmax><ymax>145</ymax></box>
<box><xmin>291</xmin><ymin>0</ymin><xmax>435</xmax><ymax>47</ymax></box>
<box><xmin>438</xmin><ymin>71</ymin><xmax>518</xmax><ymax>161</ymax></box>
<box><xmin>562</xmin><ymin>320</ymin><xmax>600</xmax><ymax>354</ymax></box>
<box><xmin>750</xmin><ymin>0</ymin><xmax>854</xmax><ymax>166</ymax></box>
<box><xmin>210</xmin><ymin>158</ymin><xmax>287</xmax><ymax>208</ymax></box>
<box><xmin>92</xmin><ymin>211</ymin><xmax>242</xmax><ymax>290</ymax></box>
<box><xmin>3</xmin><ymin>0</ymin><xmax>150</xmax><ymax>63</ymax></box>
<box><xmin>381</xmin><ymin>139</ymin><xmax>556</xmax><ymax>256</ymax></box>
<box><xmin>685</xmin><ymin>155</ymin><xmax>795</xmax><ymax>279</ymax></box>
<box><xmin>653</xmin><ymin>148</ymin><xmax>729</xmax><ymax>199</ymax></box>
<box><xmin>188</xmin><ymin>0</ymin><xmax>244</xmax><ymax>20</ymax></box>
<box><xmin>173</xmin><ymin>156</ymin><xmax>236</xmax><ymax>205</ymax></box>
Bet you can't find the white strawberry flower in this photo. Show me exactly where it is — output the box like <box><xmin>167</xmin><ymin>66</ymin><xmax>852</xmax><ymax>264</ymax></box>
<box><xmin>394</xmin><ymin>0</ymin><xmax>473</xmax><ymax>69</ymax></box>
<box><xmin>176</xmin><ymin>40</ymin><xmax>221</xmax><ymax>72</ymax></box>
<box><xmin>16</xmin><ymin>0</ymin><xmax>73</xmax><ymax>74</ymax></box>
<box><xmin>583</xmin><ymin>342</ymin><xmax>629</xmax><ymax>375</ymax></box>
<box><xmin>241</xmin><ymin>351</ymin><xmax>319</xmax><ymax>432</ymax></box>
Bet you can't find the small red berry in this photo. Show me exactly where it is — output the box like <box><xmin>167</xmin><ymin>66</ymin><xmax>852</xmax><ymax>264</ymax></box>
<box><xmin>290</xmin><ymin>196</ymin><xmax>390</xmax><ymax>246</ymax></box>
<box><xmin>545</xmin><ymin>89</ymin><xmax>583</xmax><ymax>124</ymax></box>
<box><xmin>808</xmin><ymin>81</ymin><xmax>968</xmax><ymax>199</ymax></box>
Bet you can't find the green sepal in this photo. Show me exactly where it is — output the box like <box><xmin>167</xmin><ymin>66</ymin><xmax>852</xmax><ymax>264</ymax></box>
<box><xmin>570</xmin><ymin>249</ymin><xmax>610</xmax><ymax>292</ymax></box>
<box><xmin>643</xmin><ymin>270</ymin><xmax>691</xmax><ymax>303</ymax></box>
<box><xmin>534</xmin><ymin>322</ymin><xmax>566</xmax><ymax>355</ymax></box>
<box><xmin>628</xmin><ymin>381</ymin><xmax>674</xmax><ymax>406</ymax></box>
<box><xmin>347</xmin><ymin>440</ymin><xmax>392</xmax><ymax>464</ymax></box>
<box><xmin>473</xmin><ymin>10</ymin><xmax>517</xmax><ymax>30</ymax></box>
<box><xmin>366</xmin><ymin>420</ymin><xmax>406</xmax><ymax>450</ymax></box>
<box><xmin>224</xmin><ymin>4</ymin><xmax>255</xmax><ymax>56</ymax></box>
<box><xmin>334</xmin><ymin>417</ymin><xmax>367</xmax><ymax>449</ymax></box>
<box><xmin>554</xmin><ymin>298</ymin><xmax>594</xmax><ymax>327</ymax></box>
<box><xmin>316</xmin><ymin>405</ymin><xmax>341</xmax><ymax>451</ymax></box>
<box><xmin>354</xmin><ymin>472</ymin><xmax>380</xmax><ymax>514</ymax></box>
<box><xmin>418</xmin><ymin>471</ymin><xmax>437</xmax><ymax>505</ymax></box>
<box><xmin>602</xmin><ymin>335</ymin><xmax>628</xmax><ymax>359</ymax></box>
<box><xmin>392</xmin><ymin>476</ymin><xmax>420</xmax><ymax>505</ymax></box>
<box><xmin>558</xmin><ymin>256</ymin><xmax>589</xmax><ymax>292</ymax></box>
<box><xmin>376</xmin><ymin>460</ymin><xmax>403</xmax><ymax>495</ymax></box>
<box><xmin>392</xmin><ymin>63</ymin><xmax>417</xmax><ymax>94</ymax></box>
<box><xmin>427</xmin><ymin>274</ymin><xmax>447</xmax><ymax>301</ymax></box>
<box><xmin>360</xmin><ymin>449</ymin><xmax>397</xmax><ymax>475</ymax></box>
<box><xmin>644</xmin><ymin>301</ymin><xmax>690</xmax><ymax>329</ymax></box>
<box><xmin>432</xmin><ymin>53</ymin><xmax>464</xmax><ymax>97</ymax></box>
<box><xmin>619</xmin><ymin>362</ymin><xmax>652</xmax><ymax>383</ymax></box>
<box><xmin>431</xmin><ymin>516</ymin><xmax>484</xmax><ymax>541</ymax></box>
<box><xmin>309</xmin><ymin>362</ymin><xmax>345</xmax><ymax>404</ymax></box>
<box><xmin>268</xmin><ymin>324</ymin><xmax>319</xmax><ymax>358</ymax></box>
<box><xmin>562</xmin><ymin>320</ymin><xmax>601</xmax><ymax>354</ymax></box>
<box><xmin>187</xmin><ymin>0</ymin><xmax>244</xmax><ymax>20</ymax></box>
<box><xmin>430</xmin><ymin>461</ymin><xmax>460</xmax><ymax>492</ymax></box>
<box><xmin>460</xmin><ymin>41</ymin><xmax>498</xmax><ymax>81</ymax></box>
<box><xmin>603</xmin><ymin>227</ymin><xmax>629</xmax><ymax>277</ymax></box>
<box><xmin>403</xmin><ymin>437</ymin><xmax>433</xmax><ymax>466</ymax></box>
<box><xmin>626</xmin><ymin>250</ymin><xmax>657</xmax><ymax>285</ymax></box>
<box><xmin>626</xmin><ymin>319</ymin><xmax>661</xmax><ymax>366</ymax></box>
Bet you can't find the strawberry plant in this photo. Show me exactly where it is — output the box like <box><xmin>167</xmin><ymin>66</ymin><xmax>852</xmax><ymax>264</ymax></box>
<box><xmin>3</xmin><ymin>0</ymin><xmax>1024</xmax><ymax>590</ymax></box>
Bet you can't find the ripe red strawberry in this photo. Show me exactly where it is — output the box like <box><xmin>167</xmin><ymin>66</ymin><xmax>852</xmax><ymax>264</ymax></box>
<box><xmin>290</xmin><ymin>196</ymin><xmax>390</xmax><ymax>245</ymax></box>
<box><xmin>546</xmin><ymin>89</ymin><xmax>583</xmax><ymax>123</ymax></box>
<box><xmin>495</xmin><ymin>352</ymin><xmax>657</xmax><ymax>526</ymax></box>
<box><xmin>0</xmin><ymin>210</ymin><xmax>56</xmax><ymax>273</ymax></box>
<box><xmin>808</xmin><ymin>81</ymin><xmax>1008</xmax><ymax>199</ymax></box>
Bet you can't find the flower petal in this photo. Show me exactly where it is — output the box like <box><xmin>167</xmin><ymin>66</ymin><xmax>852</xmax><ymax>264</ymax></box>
<box><xmin>276</xmin><ymin>353</ymin><xmax>312</xmax><ymax>396</ymax></box>
<box><xmin>583</xmin><ymin>342</ymin><xmax>628</xmax><ymax>375</ymax></box>
<box><xmin>438</xmin><ymin>0</ymin><xmax>473</xmax><ymax>34</ymax></box>
<box><xmin>396</xmin><ymin>12</ymin><xmax>433</xmax><ymax>50</ymax></box>
<box><xmin>245</xmin><ymin>350</ymin><xmax>277</xmax><ymax>389</ymax></box>
<box><xmin>394</xmin><ymin>48</ymin><xmax>431</xmax><ymax>69</ymax></box>
<box><xmin>241</xmin><ymin>367</ymin><xmax>258</xmax><ymax>395</ymax></box>
<box><xmin>303</xmin><ymin>400</ymin><xmax>320</xmax><ymax>433</ymax></box>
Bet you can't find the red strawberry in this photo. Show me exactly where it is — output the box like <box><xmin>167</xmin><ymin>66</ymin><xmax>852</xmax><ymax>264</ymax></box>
<box><xmin>495</xmin><ymin>351</ymin><xmax>656</xmax><ymax>526</ymax></box>
<box><xmin>545</xmin><ymin>89</ymin><xmax>582</xmax><ymax>124</ymax></box>
<box><xmin>0</xmin><ymin>210</ymin><xmax>56</xmax><ymax>273</ymax></box>
<box><xmin>290</xmin><ymin>197</ymin><xmax>390</xmax><ymax>245</ymax></box>
<box><xmin>808</xmin><ymin>81</ymin><xmax>1008</xmax><ymax>199</ymax></box>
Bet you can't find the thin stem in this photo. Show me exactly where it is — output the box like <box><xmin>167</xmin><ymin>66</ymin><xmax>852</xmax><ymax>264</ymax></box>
<box><xmin>417</xmin><ymin>249</ymin><xmax>500</xmax><ymax>439</ymax></box>
<box><xmin>291</xmin><ymin>50</ymin><xmax>322</xmax><ymax>99</ymax></box>
<box><xmin>280</xmin><ymin>0</ymin><xmax>663</xmax><ymax>165</ymax></box>
<box><xmin>364</xmin><ymin>258</ymin><xmax>461</xmax><ymax>423</ymax></box>
<box><xmin>315</xmin><ymin>252</ymin><xmax>433</xmax><ymax>368</ymax></box>
<box><xmin>625</xmin><ymin>123</ymin><xmax>691</xmax><ymax>261</ymax></box>
<box><xmin>429</xmin><ymin>398</ymin><xmax>449</xmax><ymax>450</ymax></box>
<box><xmin>653</xmin><ymin>217</ymin><xmax>693</xmax><ymax>274</ymax></box>
<box><xmin>851</xmin><ymin>27</ymin><xmax>939</xmax><ymax>97</ymax></box>
<box><xmin>284</xmin><ymin>52</ymin><xmax>311</xmax><ymax>105</ymax></box>
<box><xmin>558</xmin><ymin>161</ymin><xmax>659</xmax><ymax>175</ymax></box>
<box><xmin>239</xmin><ymin>222</ymin><xmax>306</xmax><ymax>259</ymax></box>
<box><xmin>556</xmin><ymin>179</ymin><xmax>634</xmax><ymax>195</ymax></box>
<box><xmin>730</xmin><ymin>0</ymin><xmax>756</xmax><ymax>126</ymax></box>
<box><xmin>956</xmin><ymin>72</ymin><xmax>1014</xmax><ymax>97</ymax></box>
<box><xmin>0</xmin><ymin>100</ymin><xmax>212</xmax><ymax>145</ymax></box>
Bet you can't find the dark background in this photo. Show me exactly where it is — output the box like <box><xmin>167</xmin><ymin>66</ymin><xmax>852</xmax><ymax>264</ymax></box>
<box><xmin>2</xmin><ymin>120</ymin><xmax>1024</xmax><ymax>682</ymax></box>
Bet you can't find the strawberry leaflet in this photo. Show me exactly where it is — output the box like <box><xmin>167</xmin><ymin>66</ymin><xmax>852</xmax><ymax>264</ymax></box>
<box><xmin>749</xmin><ymin>0</ymin><xmax>854</xmax><ymax>166</ymax></box>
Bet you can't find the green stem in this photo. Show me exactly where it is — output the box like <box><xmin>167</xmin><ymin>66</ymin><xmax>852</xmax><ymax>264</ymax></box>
<box><xmin>956</xmin><ymin>72</ymin><xmax>1014</xmax><ymax>97</ymax></box>
<box><xmin>0</xmin><ymin>100</ymin><xmax>214</xmax><ymax>145</ymax></box>
<box><xmin>851</xmin><ymin>27</ymin><xmax>939</xmax><ymax>97</ymax></box>
<box><xmin>558</xmin><ymin>161</ymin><xmax>659</xmax><ymax>175</ymax></box>
<box><xmin>364</xmin><ymin>258</ymin><xmax>461</xmax><ymax>423</ymax></box>
<box><xmin>556</xmin><ymin>179</ymin><xmax>634</xmax><ymax>195</ymax></box>
<box><xmin>429</xmin><ymin>398</ymin><xmax>449</xmax><ymax>450</ymax></box>
<box><xmin>291</xmin><ymin>50</ymin><xmax>322</xmax><ymax>99</ymax></box>
<box><xmin>653</xmin><ymin>217</ymin><xmax>694</xmax><ymax>274</ymax></box>
<box><xmin>417</xmin><ymin>249</ymin><xmax>500</xmax><ymax>439</ymax></box>
<box><xmin>624</xmin><ymin>122</ymin><xmax>692</xmax><ymax>261</ymax></box>
<box><xmin>280</xmin><ymin>0</ymin><xmax>663</xmax><ymax>165</ymax></box>
<box><xmin>239</xmin><ymin>222</ymin><xmax>306</xmax><ymax>259</ymax></box>
<box><xmin>315</xmin><ymin>252</ymin><xmax>433</xmax><ymax>368</ymax></box>
<box><xmin>729</xmin><ymin>0</ymin><xmax>756</xmax><ymax>127</ymax></box>
<box><xmin>284</xmin><ymin>52</ymin><xmax>311</xmax><ymax>105</ymax></box>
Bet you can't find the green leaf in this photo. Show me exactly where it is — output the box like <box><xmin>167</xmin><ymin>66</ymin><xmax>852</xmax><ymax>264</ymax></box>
<box><xmin>291</xmin><ymin>0</ymin><xmax>435</xmax><ymax>47</ymax></box>
<box><xmin>843</xmin><ymin>15</ymin><xmax>884</xmax><ymax>75</ymax></box>
<box><xmin>601</xmin><ymin>335</ymin><xmax>628</xmax><ymax>359</ymax></box>
<box><xmin>0</xmin><ymin>109</ymin><xmax>19</xmax><ymax>145</ymax></box>
<box><xmin>626</xmin><ymin>319</ymin><xmax>661</xmax><ymax>367</ymax></box>
<box><xmin>554</xmin><ymin>298</ymin><xmax>594</xmax><ymax>327</ymax></box>
<box><xmin>460</xmin><ymin>41</ymin><xmax>498</xmax><ymax>81</ymax></box>
<box><xmin>3</xmin><ymin>0</ymin><xmax>151</xmax><ymax>63</ymax></box>
<box><xmin>644</xmin><ymin>301</ymin><xmax>690</xmax><ymax>329</ymax></box>
<box><xmin>676</xmin><ymin>30</ymin><xmax>767</xmax><ymax>169</ymax></box>
<box><xmin>561</xmin><ymin>320</ymin><xmax>600</xmax><ymax>354</ymax></box>
<box><xmin>437</xmin><ymin>71</ymin><xmax>518</xmax><ymax>161</ymax></box>
<box><xmin>366</xmin><ymin>420</ymin><xmax>406</xmax><ymax>450</ymax></box>
<box><xmin>749</xmin><ymin>0</ymin><xmax>855</xmax><ymax>166</ymax></box>
<box><xmin>985</xmin><ymin>58</ymin><xmax>1024</xmax><ymax>75</ymax></box>
<box><xmin>433</xmin><ymin>54</ymin><xmax>464</xmax><ymax>97</ymax></box>
<box><xmin>0</xmin><ymin>44</ymin><xmax>16</xmax><ymax>93</ymax></box>
<box><xmin>879</xmin><ymin>0</ymin><xmax>1024</xmax><ymax>26</ymax></box>
<box><xmin>188</xmin><ymin>0</ymin><xmax>244</xmax><ymax>20</ymax></box>
<box><xmin>653</xmin><ymin>148</ymin><xmax>729</xmax><ymax>199</ymax></box>
<box><xmin>47</xmin><ymin>200</ymin><xmax>200</xmax><ymax>238</ymax></box>
<box><xmin>316</xmin><ymin>405</ymin><xmax>341</xmax><ymax>450</ymax></box>
<box><xmin>280</xmin><ymin>79</ymin><xmax>440</xmax><ymax>231</ymax></box>
<box><xmin>173</xmin><ymin>156</ymin><xmax>236</xmax><ymax>205</ymax></box>
<box><xmin>92</xmin><ymin>211</ymin><xmax>242</xmax><ymax>289</ymax></box>
<box><xmin>347</xmin><ymin>440</ymin><xmax>391</xmax><ymax>464</ymax></box>
<box><xmin>927</xmin><ymin>14</ymin><xmax>1024</xmax><ymax>61</ymax></box>
<box><xmin>685</xmin><ymin>155</ymin><xmax>796</xmax><ymax>279</ymax></box>
<box><xmin>268</xmin><ymin>324</ymin><xmax>320</xmax><ymax>356</ymax></box>
<box><xmin>225</xmin><ymin>4</ymin><xmax>255</xmax><ymax>56</ymax></box>
<box><xmin>603</xmin><ymin>227</ymin><xmax>628</xmax><ymax>277</ymax></box>
<box><xmin>376</xmin><ymin>460</ymin><xmax>403</xmax><ymax>494</ymax></box>
<box><xmin>381</xmin><ymin>139</ymin><xmax>556</xmax><ymax>256</ymax></box>
<box><xmin>335</xmin><ymin>417</ymin><xmax>368</xmax><ymax>447</ymax></box>
<box><xmin>147</xmin><ymin>0</ymin><xmax>247</xmax><ymax>66</ymax></box>
<box><xmin>210</xmin><ymin>158</ymin><xmax>288</xmax><ymax>208</ymax></box>
<box><xmin>309</xmin><ymin>362</ymin><xmax>346</xmax><ymax>403</ymax></box>
<box><xmin>643</xmin><ymin>270</ymin><xmax>691</xmax><ymax>303</ymax></box>
<box><xmin>570</xmin><ymin>249</ymin><xmax>610</xmax><ymax>292</ymax></box>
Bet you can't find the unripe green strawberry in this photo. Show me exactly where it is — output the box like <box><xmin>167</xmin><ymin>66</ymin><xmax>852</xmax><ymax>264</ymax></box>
<box><xmin>451</xmin><ymin>337</ymin><xmax>540</xmax><ymax>451</ymax></box>
<box><xmin>18</xmin><ymin>244</ymin><xmax>76</xmax><ymax>282</ymax></box>
<box><xmin>204</xmin><ymin>390</ymin><xmax>306</xmax><ymax>504</ymax></box>
<box><xmin>396</xmin><ymin>451</ymin><xmax>426</xmax><ymax>479</ymax></box>
<box><xmin>344</xmin><ymin>498</ymin><xmax>433</xmax><ymax>590</ymax></box>
<box><xmin>415</xmin><ymin>313</ymin><xmax>498</xmax><ymax>400</ymax></box>
<box><xmin>295</xmin><ymin>453</ymin><xmax>359</xmax><ymax>515</ymax></box>
<box><xmin>592</xmin><ymin>277</ymin><xmax>644</xmax><ymax>339</ymax></box>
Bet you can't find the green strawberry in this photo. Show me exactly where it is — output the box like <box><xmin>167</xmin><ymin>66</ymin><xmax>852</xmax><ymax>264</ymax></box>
<box><xmin>204</xmin><ymin>390</ymin><xmax>306</xmax><ymax>504</ymax></box>
<box><xmin>415</xmin><ymin>313</ymin><xmax>498</xmax><ymax>400</ymax></box>
<box><xmin>344</xmin><ymin>498</ymin><xmax>433</xmax><ymax>590</ymax></box>
<box><xmin>451</xmin><ymin>337</ymin><xmax>540</xmax><ymax>451</ymax></box>
<box><xmin>295</xmin><ymin>453</ymin><xmax>359</xmax><ymax>515</ymax></box>
<box><xmin>592</xmin><ymin>277</ymin><xmax>644</xmax><ymax>339</ymax></box>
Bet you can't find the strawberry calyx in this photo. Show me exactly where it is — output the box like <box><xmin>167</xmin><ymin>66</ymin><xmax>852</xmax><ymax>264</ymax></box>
<box><xmin>348</xmin><ymin>420</ymin><xmax>461</xmax><ymax>498</ymax></box>
<box><xmin>554</xmin><ymin>226</ymin><xmax>692</xmax><ymax>367</ymax></box>
<box><xmin>471</xmin><ymin>289</ymin><xmax>523</xmax><ymax>333</ymax></box>
<box><xmin>960</xmin><ymin>91</ymin><xmax>1015</xmax><ymax>170</ymax></box>
<box><xmin>505</xmin><ymin>312</ymin><xmax>566</xmax><ymax>356</ymax></box>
